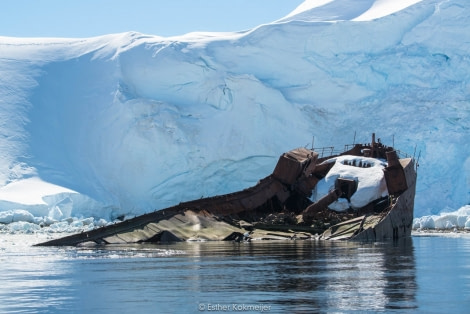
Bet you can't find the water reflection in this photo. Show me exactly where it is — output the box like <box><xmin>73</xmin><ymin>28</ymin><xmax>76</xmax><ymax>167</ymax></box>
<box><xmin>0</xmin><ymin>237</ymin><xmax>418</xmax><ymax>313</ymax></box>
<box><xmin>170</xmin><ymin>239</ymin><xmax>417</xmax><ymax>313</ymax></box>
<box><xmin>0</xmin><ymin>244</ymin><xmax>75</xmax><ymax>313</ymax></box>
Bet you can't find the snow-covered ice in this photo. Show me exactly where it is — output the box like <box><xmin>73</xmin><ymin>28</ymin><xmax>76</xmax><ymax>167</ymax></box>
<box><xmin>1</xmin><ymin>0</ymin><xmax>470</xmax><ymax>233</ymax></box>
<box><xmin>413</xmin><ymin>205</ymin><xmax>470</xmax><ymax>230</ymax></box>
<box><xmin>314</xmin><ymin>155</ymin><xmax>388</xmax><ymax>211</ymax></box>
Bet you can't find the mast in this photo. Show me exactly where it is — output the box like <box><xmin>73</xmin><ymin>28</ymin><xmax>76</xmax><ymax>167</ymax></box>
<box><xmin>371</xmin><ymin>133</ymin><xmax>376</xmax><ymax>157</ymax></box>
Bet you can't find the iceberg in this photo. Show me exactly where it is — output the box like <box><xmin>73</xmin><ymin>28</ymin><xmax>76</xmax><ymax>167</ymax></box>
<box><xmin>0</xmin><ymin>0</ymin><xmax>469</xmax><ymax>231</ymax></box>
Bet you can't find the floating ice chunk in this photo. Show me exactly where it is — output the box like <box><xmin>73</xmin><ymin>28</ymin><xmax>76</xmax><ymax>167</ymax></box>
<box><xmin>434</xmin><ymin>215</ymin><xmax>458</xmax><ymax>229</ymax></box>
<box><xmin>413</xmin><ymin>215</ymin><xmax>435</xmax><ymax>229</ymax></box>
<box><xmin>465</xmin><ymin>219</ymin><xmax>470</xmax><ymax>230</ymax></box>
<box><xmin>0</xmin><ymin>210</ymin><xmax>35</xmax><ymax>224</ymax></box>
<box><xmin>13</xmin><ymin>210</ymin><xmax>35</xmax><ymax>223</ymax></box>
<box><xmin>95</xmin><ymin>218</ymin><xmax>109</xmax><ymax>227</ymax></box>
<box><xmin>456</xmin><ymin>205</ymin><xmax>470</xmax><ymax>216</ymax></box>
<box><xmin>70</xmin><ymin>220</ymin><xmax>83</xmax><ymax>229</ymax></box>
<box><xmin>0</xmin><ymin>211</ymin><xmax>13</xmax><ymax>224</ymax></box>
<box><xmin>43</xmin><ymin>216</ymin><xmax>58</xmax><ymax>226</ymax></box>
<box><xmin>413</xmin><ymin>205</ymin><xmax>470</xmax><ymax>230</ymax></box>
<box><xmin>8</xmin><ymin>221</ymin><xmax>41</xmax><ymax>233</ymax></box>
<box><xmin>457</xmin><ymin>215</ymin><xmax>468</xmax><ymax>228</ymax></box>
<box><xmin>81</xmin><ymin>217</ymin><xmax>94</xmax><ymax>225</ymax></box>
<box><xmin>47</xmin><ymin>221</ymin><xmax>71</xmax><ymax>233</ymax></box>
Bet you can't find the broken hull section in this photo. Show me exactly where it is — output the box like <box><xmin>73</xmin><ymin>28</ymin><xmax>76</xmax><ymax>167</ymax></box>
<box><xmin>321</xmin><ymin>158</ymin><xmax>416</xmax><ymax>241</ymax></box>
<box><xmin>37</xmin><ymin>136</ymin><xmax>417</xmax><ymax>246</ymax></box>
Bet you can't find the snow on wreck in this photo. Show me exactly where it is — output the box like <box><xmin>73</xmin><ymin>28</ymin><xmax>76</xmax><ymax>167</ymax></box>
<box><xmin>37</xmin><ymin>134</ymin><xmax>417</xmax><ymax>246</ymax></box>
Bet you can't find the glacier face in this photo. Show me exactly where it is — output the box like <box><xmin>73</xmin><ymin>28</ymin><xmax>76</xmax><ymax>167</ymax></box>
<box><xmin>0</xmin><ymin>0</ymin><xmax>469</xmax><ymax>223</ymax></box>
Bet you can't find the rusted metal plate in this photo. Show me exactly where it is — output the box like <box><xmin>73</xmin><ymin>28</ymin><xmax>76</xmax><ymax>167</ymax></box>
<box><xmin>273</xmin><ymin>148</ymin><xmax>317</xmax><ymax>184</ymax></box>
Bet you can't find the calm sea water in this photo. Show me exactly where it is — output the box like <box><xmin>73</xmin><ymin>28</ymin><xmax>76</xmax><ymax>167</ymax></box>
<box><xmin>0</xmin><ymin>234</ymin><xmax>469</xmax><ymax>313</ymax></box>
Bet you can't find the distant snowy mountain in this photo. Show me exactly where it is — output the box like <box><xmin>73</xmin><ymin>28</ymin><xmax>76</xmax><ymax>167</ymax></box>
<box><xmin>0</xmin><ymin>0</ymin><xmax>469</xmax><ymax>231</ymax></box>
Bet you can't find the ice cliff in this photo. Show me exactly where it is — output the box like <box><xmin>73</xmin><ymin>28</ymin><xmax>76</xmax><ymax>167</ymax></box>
<box><xmin>0</xmin><ymin>0</ymin><xmax>469</xmax><ymax>230</ymax></box>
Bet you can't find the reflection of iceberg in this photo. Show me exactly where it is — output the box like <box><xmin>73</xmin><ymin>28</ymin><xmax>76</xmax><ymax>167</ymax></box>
<box><xmin>0</xmin><ymin>237</ymin><xmax>74</xmax><ymax>313</ymax></box>
<box><xmin>38</xmin><ymin>134</ymin><xmax>417</xmax><ymax>246</ymax></box>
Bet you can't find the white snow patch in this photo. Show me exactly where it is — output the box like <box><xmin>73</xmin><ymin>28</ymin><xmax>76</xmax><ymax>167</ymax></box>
<box><xmin>314</xmin><ymin>155</ymin><xmax>388</xmax><ymax>211</ymax></box>
<box><xmin>0</xmin><ymin>177</ymin><xmax>77</xmax><ymax>206</ymax></box>
<box><xmin>353</xmin><ymin>0</ymin><xmax>423</xmax><ymax>21</ymax></box>
<box><xmin>283</xmin><ymin>0</ymin><xmax>334</xmax><ymax>19</ymax></box>
<box><xmin>280</xmin><ymin>0</ymin><xmax>423</xmax><ymax>22</ymax></box>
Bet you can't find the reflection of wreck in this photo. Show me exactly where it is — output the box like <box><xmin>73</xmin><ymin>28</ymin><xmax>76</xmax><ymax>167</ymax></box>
<box><xmin>38</xmin><ymin>134</ymin><xmax>417</xmax><ymax>246</ymax></box>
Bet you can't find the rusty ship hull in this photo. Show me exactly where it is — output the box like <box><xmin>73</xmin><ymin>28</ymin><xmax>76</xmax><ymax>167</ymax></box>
<box><xmin>37</xmin><ymin>135</ymin><xmax>417</xmax><ymax>246</ymax></box>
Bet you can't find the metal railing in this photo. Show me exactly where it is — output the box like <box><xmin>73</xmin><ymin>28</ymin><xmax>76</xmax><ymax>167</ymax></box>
<box><xmin>313</xmin><ymin>144</ymin><xmax>415</xmax><ymax>161</ymax></box>
<box><xmin>313</xmin><ymin>144</ymin><xmax>356</xmax><ymax>158</ymax></box>
<box><xmin>395</xmin><ymin>149</ymin><xmax>413</xmax><ymax>159</ymax></box>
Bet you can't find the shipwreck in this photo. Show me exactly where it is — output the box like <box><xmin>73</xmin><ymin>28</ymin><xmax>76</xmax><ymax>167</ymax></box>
<box><xmin>38</xmin><ymin>134</ymin><xmax>417</xmax><ymax>246</ymax></box>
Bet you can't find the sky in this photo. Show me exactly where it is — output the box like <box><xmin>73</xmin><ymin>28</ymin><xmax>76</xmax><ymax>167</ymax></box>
<box><xmin>0</xmin><ymin>0</ymin><xmax>304</xmax><ymax>38</ymax></box>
